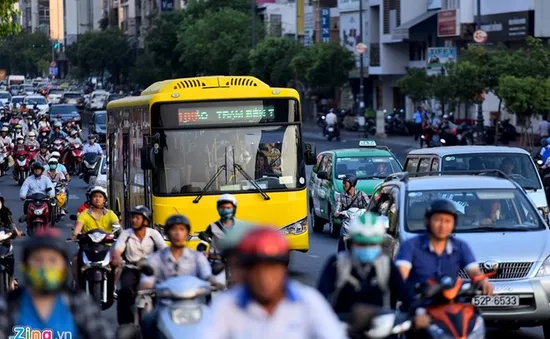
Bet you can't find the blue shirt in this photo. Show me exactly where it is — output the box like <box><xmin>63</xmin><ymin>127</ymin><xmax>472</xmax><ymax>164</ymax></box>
<box><xmin>82</xmin><ymin>142</ymin><xmax>103</xmax><ymax>155</ymax></box>
<box><xmin>16</xmin><ymin>290</ymin><xmax>78</xmax><ymax>339</ymax></box>
<box><xmin>202</xmin><ymin>281</ymin><xmax>347</xmax><ymax>339</ymax></box>
<box><xmin>49</xmin><ymin>131</ymin><xmax>67</xmax><ymax>142</ymax></box>
<box><xmin>19</xmin><ymin>175</ymin><xmax>55</xmax><ymax>199</ymax></box>
<box><xmin>413</xmin><ymin>111</ymin><xmax>423</xmax><ymax>123</ymax></box>
<box><xmin>395</xmin><ymin>233</ymin><xmax>477</xmax><ymax>294</ymax></box>
<box><xmin>44</xmin><ymin>163</ymin><xmax>67</xmax><ymax>173</ymax></box>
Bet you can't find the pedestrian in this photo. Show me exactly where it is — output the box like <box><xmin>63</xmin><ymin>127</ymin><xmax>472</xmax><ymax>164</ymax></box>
<box><xmin>413</xmin><ymin>106</ymin><xmax>423</xmax><ymax>141</ymax></box>
<box><xmin>539</xmin><ymin>115</ymin><xmax>549</xmax><ymax>145</ymax></box>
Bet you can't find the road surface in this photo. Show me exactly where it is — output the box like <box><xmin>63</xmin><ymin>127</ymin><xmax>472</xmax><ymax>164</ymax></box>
<box><xmin>2</xmin><ymin>120</ymin><xmax>543</xmax><ymax>338</ymax></box>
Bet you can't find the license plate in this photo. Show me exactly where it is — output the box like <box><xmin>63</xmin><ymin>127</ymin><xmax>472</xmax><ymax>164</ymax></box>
<box><xmin>472</xmin><ymin>295</ymin><xmax>519</xmax><ymax>307</ymax></box>
<box><xmin>328</xmin><ymin>128</ymin><xmax>334</xmax><ymax>132</ymax></box>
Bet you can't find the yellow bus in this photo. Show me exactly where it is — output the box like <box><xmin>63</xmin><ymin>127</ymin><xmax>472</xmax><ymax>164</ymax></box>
<box><xmin>106</xmin><ymin>76</ymin><xmax>316</xmax><ymax>251</ymax></box>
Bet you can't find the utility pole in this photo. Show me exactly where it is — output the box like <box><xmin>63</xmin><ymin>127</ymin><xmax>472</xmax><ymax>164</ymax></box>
<box><xmin>475</xmin><ymin>0</ymin><xmax>484</xmax><ymax>144</ymax></box>
<box><xmin>251</xmin><ymin>0</ymin><xmax>256</xmax><ymax>47</ymax></box>
<box><xmin>358</xmin><ymin>0</ymin><xmax>365</xmax><ymax>113</ymax></box>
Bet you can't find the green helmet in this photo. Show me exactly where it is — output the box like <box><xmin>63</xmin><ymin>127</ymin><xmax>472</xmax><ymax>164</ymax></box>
<box><xmin>219</xmin><ymin>221</ymin><xmax>255</xmax><ymax>255</ymax></box>
<box><xmin>348</xmin><ymin>213</ymin><xmax>388</xmax><ymax>244</ymax></box>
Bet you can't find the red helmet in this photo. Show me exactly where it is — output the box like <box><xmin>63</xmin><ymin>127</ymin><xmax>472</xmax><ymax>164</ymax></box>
<box><xmin>237</xmin><ymin>227</ymin><xmax>289</xmax><ymax>265</ymax></box>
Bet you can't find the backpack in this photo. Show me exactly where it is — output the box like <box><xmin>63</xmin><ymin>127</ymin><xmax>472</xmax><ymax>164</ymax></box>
<box><xmin>332</xmin><ymin>252</ymin><xmax>391</xmax><ymax>309</ymax></box>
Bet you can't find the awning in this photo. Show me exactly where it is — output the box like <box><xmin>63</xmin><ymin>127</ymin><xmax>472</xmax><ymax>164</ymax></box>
<box><xmin>392</xmin><ymin>10</ymin><xmax>438</xmax><ymax>40</ymax></box>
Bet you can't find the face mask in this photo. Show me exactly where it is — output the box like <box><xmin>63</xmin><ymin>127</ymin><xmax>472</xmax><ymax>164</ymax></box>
<box><xmin>218</xmin><ymin>208</ymin><xmax>235</xmax><ymax>220</ymax></box>
<box><xmin>50</xmin><ymin>164</ymin><xmax>57</xmax><ymax>170</ymax></box>
<box><xmin>352</xmin><ymin>246</ymin><xmax>382</xmax><ymax>264</ymax></box>
<box><xmin>22</xmin><ymin>265</ymin><xmax>67</xmax><ymax>294</ymax></box>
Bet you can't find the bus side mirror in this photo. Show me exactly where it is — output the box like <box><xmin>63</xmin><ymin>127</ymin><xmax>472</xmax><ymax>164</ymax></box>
<box><xmin>304</xmin><ymin>142</ymin><xmax>316</xmax><ymax>165</ymax></box>
<box><xmin>140</xmin><ymin>147</ymin><xmax>156</xmax><ymax>170</ymax></box>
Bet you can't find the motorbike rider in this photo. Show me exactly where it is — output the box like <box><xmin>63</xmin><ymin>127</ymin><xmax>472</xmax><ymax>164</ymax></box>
<box><xmin>110</xmin><ymin>205</ymin><xmax>167</xmax><ymax>325</ymax></box>
<box><xmin>0</xmin><ymin>227</ymin><xmax>115</xmax><ymax>339</ymax></box>
<box><xmin>49</xmin><ymin>121</ymin><xmax>67</xmax><ymax>143</ymax></box>
<box><xmin>204</xmin><ymin>194</ymin><xmax>239</xmax><ymax>251</ymax></box>
<box><xmin>37</xmin><ymin>115</ymin><xmax>50</xmax><ymax>130</ymax></box>
<box><xmin>8</xmin><ymin>111</ymin><xmax>19</xmax><ymax>126</ymax></box>
<box><xmin>215</xmin><ymin>222</ymin><xmax>255</xmax><ymax>286</ymax></box>
<box><xmin>66</xmin><ymin>129</ymin><xmax>83</xmax><ymax>145</ymax></box>
<box><xmin>19</xmin><ymin>162</ymin><xmax>56</xmax><ymax>217</ymax></box>
<box><xmin>24</xmin><ymin>131</ymin><xmax>39</xmax><ymax>150</ymax></box>
<box><xmin>0</xmin><ymin>127</ymin><xmax>11</xmax><ymax>149</ymax></box>
<box><xmin>70</xmin><ymin>186</ymin><xmax>120</xmax><ymax>288</ymax></box>
<box><xmin>18</xmin><ymin>103</ymin><xmax>28</xmax><ymax>114</ymax></box>
<box><xmin>82</xmin><ymin>134</ymin><xmax>103</xmax><ymax>155</ymax></box>
<box><xmin>324</xmin><ymin>108</ymin><xmax>340</xmax><ymax>139</ymax></box>
<box><xmin>0</xmin><ymin>195</ymin><xmax>23</xmax><ymax>290</ymax></box>
<box><xmin>45</xmin><ymin>158</ymin><xmax>66</xmax><ymax>184</ymax></box>
<box><xmin>63</xmin><ymin>119</ymin><xmax>78</xmax><ymax>135</ymax></box>
<box><xmin>20</xmin><ymin>113</ymin><xmax>36</xmax><ymax>135</ymax></box>
<box><xmin>47</xmin><ymin>151</ymin><xmax>70</xmax><ymax>181</ymax></box>
<box><xmin>334</xmin><ymin>174</ymin><xmax>370</xmax><ymax>252</ymax></box>
<box><xmin>33</xmin><ymin>142</ymin><xmax>50</xmax><ymax>165</ymax></box>
<box><xmin>203</xmin><ymin>227</ymin><xmax>347</xmax><ymax>339</ymax></box>
<box><xmin>317</xmin><ymin>213</ymin><xmax>414</xmax><ymax>314</ymax></box>
<box><xmin>395</xmin><ymin>199</ymin><xmax>494</xmax><ymax>297</ymax></box>
<box><xmin>13</xmin><ymin>124</ymin><xmax>23</xmax><ymax>140</ymax></box>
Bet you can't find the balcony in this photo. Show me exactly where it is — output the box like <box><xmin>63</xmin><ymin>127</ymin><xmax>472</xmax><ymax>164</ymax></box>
<box><xmin>370</xmin><ymin>43</ymin><xmax>380</xmax><ymax>66</ymax></box>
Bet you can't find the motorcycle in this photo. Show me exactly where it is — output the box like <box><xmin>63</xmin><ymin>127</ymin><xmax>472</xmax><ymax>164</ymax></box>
<box><xmin>21</xmin><ymin>192</ymin><xmax>53</xmax><ymax>236</ymax></box>
<box><xmin>0</xmin><ymin>228</ymin><xmax>17</xmax><ymax>295</ymax></box>
<box><xmin>27</xmin><ymin>145</ymin><xmax>39</xmax><ymax>161</ymax></box>
<box><xmin>326</xmin><ymin>124</ymin><xmax>339</xmax><ymax>141</ymax></box>
<box><xmin>50</xmin><ymin>138</ymin><xmax>64</xmax><ymax>154</ymax></box>
<box><xmin>196</xmin><ymin>232</ymin><xmax>231</xmax><ymax>287</ymax></box>
<box><xmin>67</xmin><ymin>143</ymin><xmax>84</xmax><ymax>174</ymax></box>
<box><xmin>51</xmin><ymin>181</ymin><xmax>67</xmax><ymax>223</ymax></box>
<box><xmin>0</xmin><ymin>150</ymin><xmax>7</xmax><ymax>176</ymax></box>
<box><xmin>316</xmin><ymin>113</ymin><xmax>326</xmax><ymax>128</ymax></box>
<box><xmin>422</xmin><ymin>127</ymin><xmax>442</xmax><ymax>148</ymax></box>
<box><xmin>385</xmin><ymin>110</ymin><xmax>409</xmax><ymax>135</ymax></box>
<box><xmin>364</xmin><ymin>118</ymin><xmax>377</xmax><ymax>137</ymax></box>
<box><xmin>13</xmin><ymin>149</ymin><xmax>30</xmax><ymax>185</ymax></box>
<box><xmin>338</xmin><ymin>208</ymin><xmax>368</xmax><ymax>252</ymax></box>
<box><xmin>68</xmin><ymin>222</ymin><xmax>120</xmax><ymax>310</ymax></box>
<box><xmin>136</xmin><ymin>265</ymin><xmax>219</xmax><ymax>338</ymax></box>
<box><xmin>83</xmin><ymin>153</ymin><xmax>101</xmax><ymax>185</ymax></box>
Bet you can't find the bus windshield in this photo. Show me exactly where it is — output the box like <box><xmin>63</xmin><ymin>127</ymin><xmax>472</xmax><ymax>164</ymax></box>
<box><xmin>152</xmin><ymin>125</ymin><xmax>304</xmax><ymax>195</ymax></box>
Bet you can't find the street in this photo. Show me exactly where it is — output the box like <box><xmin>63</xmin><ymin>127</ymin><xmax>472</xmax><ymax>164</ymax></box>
<box><xmin>0</xmin><ymin>121</ymin><xmax>542</xmax><ymax>338</ymax></box>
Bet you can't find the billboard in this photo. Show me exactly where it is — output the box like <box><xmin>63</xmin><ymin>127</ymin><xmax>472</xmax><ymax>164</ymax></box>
<box><xmin>426</xmin><ymin>47</ymin><xmax>457</xmax><ymax>76</ymax></box>
<box><xmin>340</xmin><ymin>11</ymin><xmax>369</xmax><ymax>67</ymax></box>
<box><xmin>438</xmin><ymin>9</ymin><xmax>459</xmax><ymax>37</ymax></box>
<box><xmin>321</xmin><ymin>8</ymin><xmax>331</xmax><ymax>42</ymax></box>
<box><xmin>304</xmin><ymin>5</ymin><xmax>314</xmax><ymax>46</ymax></box>
<box><xmin>479</xmin><ymin>11</ymin><xmax>534</xmax><ymax>42</ymax></box>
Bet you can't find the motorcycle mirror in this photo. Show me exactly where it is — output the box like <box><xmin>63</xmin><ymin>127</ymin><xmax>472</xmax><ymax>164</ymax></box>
<box><xmin>211</xmin><ymin>261</ymin><xmax>225</xmax><ymax>276</ymax></box>
<box><xmin>538</xmin><ymin>160</ymin><xmax>543</xmax><ymax>165</ymax></box>
<box><xmin>141</xmin><ymin>265</ymin><xmax>155</xmax><ymax>276</ymax></box>
<box><xmin>45</xmin><ymin>187</ymin><xmax>52</xmax><ymax>192</ymax></box>
<box><xmin>197</xmin><ymin>243</ymin><xmax>207</xmax><ymax>252</ymax></box>
<box><xmin>198</xmin><ymin>231</ymin><xmax>210</xmax><ymax>242</ymax></box>
<box><xmin>112</xmin><ymin>224</ymin><xmax>121</xmax><ymax>233</ymax></box>
<box><xmin>69</xmin><ymin>214</ymin><xmax>77</xmax><ymax>221</ymax></box>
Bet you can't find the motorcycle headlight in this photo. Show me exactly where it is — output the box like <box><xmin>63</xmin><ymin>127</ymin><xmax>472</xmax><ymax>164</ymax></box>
<box><xmin>440</xmin><ymin>139</ymin><xmax>446</xmax><ymax>144</ymax></box>
<box><xmin>171</xmin><ymin>307</ymin><xmax>202</xmax><ymax>325</ymax></box>
<box><xmin>33</xmin><ymin>207</ymin><xmax>45</xmax><ymax>215</ymax></box>
<box><xmin>279</xmin><ymin>218</ymin><xmax>307</xmax><ymax>235</ymax></box>
<box><xmin>88</xmin><ymin>232</ymin><xmax>107</xmax><ymax>243</ymax></box>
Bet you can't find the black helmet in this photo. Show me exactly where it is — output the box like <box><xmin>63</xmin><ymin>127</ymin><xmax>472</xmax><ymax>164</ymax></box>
<box><xmin>425</xmin><ymin>199</ymin><xmax>458</xmax><ymax>220</ymax></box>
<box><xmin>165</xmin><ymin>214</ymin><xmax>191</xmax><ymax>233</ymax></box>
<box><xmin>40</xmin><ymin>142</ymin><xmax>48</xmax><ymax>149</ymax></box>
<box><xmin>23</xmin><ymin>228</ymin><xmax>69</xmax><ymax>263</ymax></box>
<box><xmin>343</xmin><ymin>174</ymin><xmax>358</xmax><ymax>187</ymax></box>
<box><xmin>31</xmin><ymin>162</ymin><xmax>44</xmax><ymax>171</ymax></box>
<box><xmin>130</xmin><ymin>205</ymin><xmax>152</xmax><ymax>224</ymax></box>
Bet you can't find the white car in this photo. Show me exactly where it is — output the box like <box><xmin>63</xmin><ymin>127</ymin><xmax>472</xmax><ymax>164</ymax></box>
<box><xmin>24</xmin><ymin>95</ymin><xmax>49</xmax><ymax>113</ymax></box>
<box><xmin>89</xmin><ymin>91</ymin><xmax>109</xmax><ymax>110</ymax></box>
<box><xmin>95</xmin><ymin>155</ymin><xmax>107</xmax><ymax>188</ymax></box>
<box><xmin>0</xmin><ymin>91</ymin><xmax>10</xmax><ymax>106</ymax></box>
<box><xmin>47</xmin><ymin>88</ymin><xmax>65</xmax><ymax>104</ymax></box>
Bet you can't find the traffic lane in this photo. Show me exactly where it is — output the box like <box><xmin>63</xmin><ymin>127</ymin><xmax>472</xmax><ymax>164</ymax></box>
<box><xmin>290</xmin><ymin>135</ymin><xmax>544</xmax><ymax>339</ymax></box>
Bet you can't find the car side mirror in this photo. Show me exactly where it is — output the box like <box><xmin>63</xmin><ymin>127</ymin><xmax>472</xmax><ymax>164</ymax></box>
<box><xmin>304</xmin><ymin>142</ymin><xmax>316</xmax><ymax>165</ymax></box>
<box><xmin>317</xmin><ymin>171</ymin><xmax>329</xmax><ymax>180</ymax></box>
<box><xmin>140</xmin><ymin>147</ymin><xmax>156</xmax><ymax>170</ymax></box>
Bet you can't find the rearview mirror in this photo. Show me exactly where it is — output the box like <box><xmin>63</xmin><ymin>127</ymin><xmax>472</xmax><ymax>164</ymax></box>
<box><xmin>317</xmin><ymin>171</ymin><xmax>329</xmax><ymax>180</ymax></box>
<box><xmin>198</xmin><ymin>231</ymin><xmax>210</xmax><ymax>242</ymax></box>
<box><xmin>197</xmin><ymin>243</ymin><xmax>208</xmax><ymax>252</ymax></box>
<box><xmin>69</xmin><ymin>214</ymin><xmax>77</xmax><ymax>221</ymax></box>
<box><xmin>140</xmin><ymin>147</ymin><xmax>156</xmax><ymax>170</ymax></box>
<box><xmin>45</xmin><ymin>187</ymin><xmax>52</xmax><ymax>192</ymax></box>
<box><xmin>304</xmin><ymin>142</ymin><xmax>316</xmax><ymax>165</ymax></box>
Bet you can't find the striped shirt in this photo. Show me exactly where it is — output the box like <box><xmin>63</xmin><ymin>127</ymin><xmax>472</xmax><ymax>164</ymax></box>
<box><xmin>140</xmin><ymin>247</ymin><xmax>212</xmax><ymax>286</ymax></box>
<box><xmin>335</xmin><ymin>190</ymin><xmax>369</xmax><ymax>213</ymax></box>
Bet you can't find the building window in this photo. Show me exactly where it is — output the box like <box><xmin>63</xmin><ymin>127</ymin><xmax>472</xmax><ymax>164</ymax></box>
<box><xmin>408</xmin><ymin>41</ymin><xmax>426</xmax><ymax>61</ymax></box>
<box><xmin>38</xmin><ymin>6</ymin><xmax>49</xmax><ymax>17</ymax></box>
<box><xmin>269</xmin><ymin>14</ymin><xmax>282</xmax><ymax>37</ymax></box>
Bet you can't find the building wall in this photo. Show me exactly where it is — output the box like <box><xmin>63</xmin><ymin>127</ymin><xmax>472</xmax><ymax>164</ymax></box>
<box><xmin>49</xmin><ymin>0</ymin><xmax>64</xmax><ymax>40</ymax></box>
<box><xmin>261</xmin><ymin>3</ymin><xmax>297</xmax><ymax>36</ymax></box>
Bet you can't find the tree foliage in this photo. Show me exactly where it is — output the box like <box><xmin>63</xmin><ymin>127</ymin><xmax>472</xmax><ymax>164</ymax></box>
<box><xmin>249</xmin><ymin>37</ymin><xmax>302</xmax><ymax>86</ymax></box>
<box><xmin>0</xmin><ymin>0</ymin><xmax>20</xmax><ymax>39</ymax></box>
<box><xmin>498</xmin><ymin>76</ymin><xmax>550</xmax><ymax>120</ymax></box>
<box><xmin>396</xmin><ymin>68</ymin><xmax>431</xmax><ymax>105</ymax></box>
<box><xmin>0</xmin><ymin>31</ymin><xmax>51</xmax><ymax>75</ymax></box>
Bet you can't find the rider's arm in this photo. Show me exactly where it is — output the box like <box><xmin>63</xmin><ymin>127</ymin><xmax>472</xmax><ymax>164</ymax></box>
<box><xmin>19</xmin><ymin>179</ymin><xmax>29</xmax><ymax>199</ymax></box>
<box><xmin>72</xmin><ymin>213</ymin><xmax>86</xmax><ymax>236</ymax></box>
<box><xmin>316</xmin><ymin>255</ymin><xmax>337</xmax><ymax>300</ymax></box>
<box><xmin>111</xmin><ymin>229</ymin><xmax>129</xmax><ymax>259</ymax></box>
<box><xmin>394</xmin><ymin>239</ymin><xmax>414</xmax><ymax>281</ymax></box>
<box><xmin>97</xmin><ymin>144</ymin><xmax>104</xmax><ymax>155</ymax></box>
<box><xmin>45</xmin><ymin>177</ymin><xmax>55</xmax><ymax>198</ymax></box>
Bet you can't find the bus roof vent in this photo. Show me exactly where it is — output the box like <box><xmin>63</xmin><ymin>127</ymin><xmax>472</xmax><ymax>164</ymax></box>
<box><xmin>223</xmin><ymin>76</ymin><xmax>267</xmax><ymax>87</ymax></box>
<box><xmin>173</xmin><ymin>78</ymin><xmax>208</xmax><ymax>89</ymax></box>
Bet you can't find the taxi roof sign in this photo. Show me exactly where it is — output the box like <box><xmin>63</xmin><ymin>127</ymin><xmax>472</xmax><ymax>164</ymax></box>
<box><xmin>359</xmin><ymin>140</ymin><xmax>377</xmax><ymax>147</ymax></box>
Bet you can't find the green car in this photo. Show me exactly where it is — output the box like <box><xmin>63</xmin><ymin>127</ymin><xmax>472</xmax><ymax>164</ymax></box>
<box><xmin>308</xmin><ymin>140</ymin><xmax>403</xmax><ymax>237</ymax></box>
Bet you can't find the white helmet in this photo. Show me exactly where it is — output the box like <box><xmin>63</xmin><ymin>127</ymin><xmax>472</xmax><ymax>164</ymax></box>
<box><xmin>348</xmin><ymin>213</ymin><xmax>388</xmax><ymax>244</ymax></box>
<box><xmin>217</xmin><ymin>193</ymin><xmax>237</xmax><ymax>207</ymax></box>
<box><xmin>51</xmin><ymin>151</ymin><xmax>61</xmax><ymax>158</ymax></box>
<box><xmin>28</xmin><ymin>131</ymin><xmax>36</xmax><ymax>137</ymax></box>
<box><xmin>89</xmin><ymin>186</ymin><xmax>108</xmax><ymax>201</ymax></box>
<box><xmin>48</xmin><ymin>157</ymin><xmax>58</xmax><ymax>164</ymax></box>
<box><xmin>70</xmin><ymin>130</ymin><xmax>78</xmax><ymax>136</ymax></box>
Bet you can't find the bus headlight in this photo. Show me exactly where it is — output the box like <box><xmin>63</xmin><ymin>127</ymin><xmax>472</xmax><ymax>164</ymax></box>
<box><xmin>279</xmin><ymin>218</ymin><xmax>307</xmax><ymax>235</ymax></box>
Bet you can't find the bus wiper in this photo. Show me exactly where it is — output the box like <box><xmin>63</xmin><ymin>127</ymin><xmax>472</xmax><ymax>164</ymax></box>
<box><xmin>193</xmin><ymin>165</ymin><xmax>227</xmax><ymax>204</ymax></box>
<box><xmin>234</xmin><ymin>163</ymin><xmax>270</xmax><ymax>200</ymax></box>
<box><xmin>468</xmin><ymin>226</ymin><xmax>529</xmax><ymax>232</ymax></box>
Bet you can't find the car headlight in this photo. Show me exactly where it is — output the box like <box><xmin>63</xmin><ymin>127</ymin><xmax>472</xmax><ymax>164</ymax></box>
<box><xmin>279</xmin><ymin>218</ymin><xmax>307</xmax><ymax>235</ymax></box>
<box><xmin>95</xmin><ymin>178</ymin><xmax>107</xmax><ymax>187</ymax></box>
<box><xmin>537</xmin><ymin>255</ymin><xmax>550</xmax><ymax>277</ymax></box>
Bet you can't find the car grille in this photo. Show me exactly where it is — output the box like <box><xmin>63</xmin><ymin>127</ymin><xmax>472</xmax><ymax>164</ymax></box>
<box><xmin>457</xmin><ymin>262</ymin><xmax>534</xmax><ymax>280</ymax></box>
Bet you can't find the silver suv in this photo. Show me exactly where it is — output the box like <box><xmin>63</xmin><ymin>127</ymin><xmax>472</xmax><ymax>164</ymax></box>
<box><xmin>367</xmin><ymin>171</ymin><xmax>550</xmax><ymax>335</ymax></box>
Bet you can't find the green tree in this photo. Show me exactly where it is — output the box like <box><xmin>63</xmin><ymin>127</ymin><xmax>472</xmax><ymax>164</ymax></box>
<box><xmin>0</xmin><ymin>1</ymin><xmax>20</xmax><ymax>38</ymax></box>
<box><xmin>295</xmin><ymin>41</ymin><xmax>354</xmax><ymax>98</ymax></box>
<box><xmin>130</xmin><ymin>52</ymin><xmax>164</xmax><ymax>87</ymax></box>
<box><xmin>397</xmin><ymin>68</ymin><xmax>431</xmax><ymax>107</ymax></box>
<box><xmin>249</xmin><ymin>37</ymin><xmax>302</xmax><ymax>86</ymax></box>
<box><xmin>175</xmin><ymin>8</ymin><xmax>262</xmax><ymax>76</ymax></box>
<box><xmin>499</xmin><ymin>76</ymin><xmax>550</xmax><ymax>122</ymax></box>
<box><xmin>430</xmin><ymin>67</ymin><xmax>459</xmax><ymax>115</ymax></box>
<box><xmin>453</xmin><ymin>59</ymin><xmax>486</xmax><ymax>107</ymax></box>
<box><xmin>0</xmin><ymin>31</ymin><xmax>51</xmax><ymax>75</ymax></box>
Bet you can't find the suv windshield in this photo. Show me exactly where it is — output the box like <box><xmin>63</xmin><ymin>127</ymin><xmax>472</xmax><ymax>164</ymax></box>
<box><xmin>335</xmin><ymin>156</ymin><xmax>401</xmax><ymax>179</ymax></box>
<box><xmin>50</xmin><ymin>105</ymin><xmax>77</xmax><ymax>115</ymax></box>
<box><xmin>406</xmin><ymin>189</ymin><xmax>545</xmax><ymax>232</ymax></box>
<box><xmin>0</xmin><ymin>93</ymin><xmax>9</xmax><ymax>99</ymax></box>
<box><xmin>151</xmin><ymin>125</ymin><xmax>304</xmax><ymax>194</ymax></box>
<box><xmin>49</xmin><ymin>89</ymin><xmax>64</xmax><ymax>95</ymax></box>
<box><xmin>440</xmin><ymin>153</ymin><xmax>541</xmax><ymax>189</ymax></box>
<box><xmin>11</xmin><ymin>97</ymin><xmax>23</xmax><ymax>104</ymax></box>
<box><xmin>25</xmin><ymin>97</ymin><xmax>47</xmax><ymax>105</ymax></box>
<box><xmin>64</xmin><ymin>93</ymin><xmax>81</xmax><ymax>99</ymax></box>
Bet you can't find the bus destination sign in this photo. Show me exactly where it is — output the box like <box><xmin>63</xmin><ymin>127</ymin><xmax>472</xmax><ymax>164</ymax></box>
<box><xmin>177</xmin><ymin>107</ymin><xmax>275</xmax><ymax>125</ymax></box>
